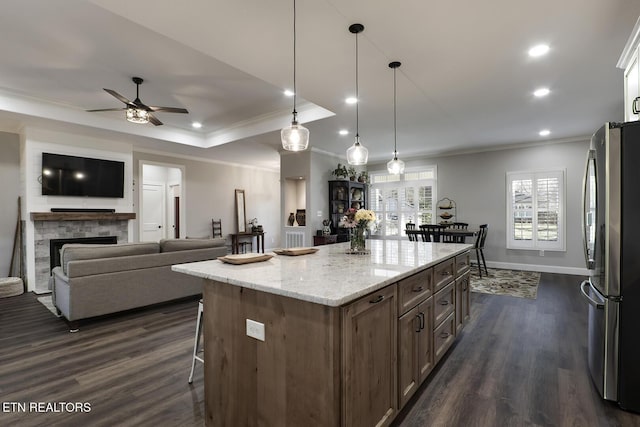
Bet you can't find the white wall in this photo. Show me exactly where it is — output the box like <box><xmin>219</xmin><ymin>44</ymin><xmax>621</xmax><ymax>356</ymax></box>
<box><xmin>369</xmin><ymin>139</ymin><xmax>590</xmax><ymax>274</ymax></box>
<box><xmin>0</xmin><ymin>133</ymin><xmax>21</xmax><ymax>276</ymax></box>
<box><xmin>134</xmin><ymin>151</ymin><xmax>281</xmax><ymax>249</ymax></box>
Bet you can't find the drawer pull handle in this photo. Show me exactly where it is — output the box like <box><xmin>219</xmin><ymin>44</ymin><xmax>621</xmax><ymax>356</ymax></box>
<box><xmin>441</xmin><ymin>271</ymin><xmax>451</xmax><ymax>276</ymax></box>
<box><xmin>415</xmin><ymin>314</ymin><xmax>421</xmax><ymax>332</ymax></box>
<box><xmin>439</xmin><ymin>332</ymin><xmax>450</xmax><ymax>339</ymax></box>
<box><xmin>369</xmin><ymin>295</ymin><xmax>384</xmax><ymax>304</ymax></box>
<box><xmin>439</xmin><ymin>300</ymin><xmax>450</xmax><ymax>306</ymax></box>
<box><xmin>412</xmin><ymin>286</ymin><xmax>424</xmax><ymax>293</ymax></box>
<box><xmin>418</xmin><ymin>312</ymin><xmax>425</xmax><ymax>330</ymax></box>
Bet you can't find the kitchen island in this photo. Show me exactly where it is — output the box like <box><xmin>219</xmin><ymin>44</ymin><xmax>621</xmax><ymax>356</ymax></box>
<box><xmin>173</xmin><ymin>240</ymin><xmax>473</xmax><ymax>427</ymax></box>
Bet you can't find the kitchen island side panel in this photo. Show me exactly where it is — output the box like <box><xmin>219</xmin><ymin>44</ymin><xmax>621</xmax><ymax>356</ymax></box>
<box><xmin>203</xmin><ymin>279</ymin><xmax>342</xmax><ymax>427</ymax></box>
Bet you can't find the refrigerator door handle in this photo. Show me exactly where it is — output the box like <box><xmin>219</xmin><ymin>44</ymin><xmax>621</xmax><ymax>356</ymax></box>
<box><xmin>581</xmin><ymin>149</ymin><xmax>596</xmax><ymax>270</ymax></box>
<box><xmin>580</xmin><ymin>280</ymin><xmax>604</xmax><ymax>309</ymax></box>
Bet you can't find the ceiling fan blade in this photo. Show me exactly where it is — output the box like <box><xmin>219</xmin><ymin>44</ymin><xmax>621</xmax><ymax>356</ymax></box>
<box><xmin>149</xmin><ymin>106</ymin><xmax>189</xmax><ymax>114</ymax></box>
<box><xmin>132</xmin><ymin>98</ymin><xmax>151</xmax><ymax>111</ymax></box>
<box><xmin>147</xmin><ymin>113</ymin><xmax>163</xmax><ymax>126</ymax></box>
<box><xmin>104</xmin><ymin>88</ymin><xmax>132</xmax><ymax>105</ymax></box>
<box><xmin>86</xmin><ymin>108</ymin><xmax>126</xmax><ymax>112</ymax></box>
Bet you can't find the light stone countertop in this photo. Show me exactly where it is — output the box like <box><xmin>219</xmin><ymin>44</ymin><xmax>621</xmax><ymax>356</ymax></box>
<box><xmin>172</xmin><ymin>240</ymin><xmax>473</xmax><ymax>307</ymax></box>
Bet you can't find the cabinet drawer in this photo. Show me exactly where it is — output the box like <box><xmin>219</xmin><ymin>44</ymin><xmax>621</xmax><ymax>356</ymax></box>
<box><xmin>433</xmin><ymin>281</ymin><xmax>455</xmax><ymax>326</ymax></box>
<box><xmin>455</xmin><ymin>251</ymin><xmax>470</xmax><ymax>276</ymax></box>
<box><xmin>433</xmin><ymin>312</ymin><xmax>456</xmax><ymax>364</ymax></box>
<box><xmin>398</xmin><ymin>268</ymin><xmax>433</xmax><ymax>315</ymax></box>
<box><xmin>433</xmin><ymin>259</ymin><xmax>455</xmax><ymax>293</ymax></box>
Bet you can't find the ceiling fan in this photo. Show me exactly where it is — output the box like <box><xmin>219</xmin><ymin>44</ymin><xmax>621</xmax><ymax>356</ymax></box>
<box><xmin>87</xmin><ymin>77</ymin><xmax>188</xmax><ymax>126</ymax></box>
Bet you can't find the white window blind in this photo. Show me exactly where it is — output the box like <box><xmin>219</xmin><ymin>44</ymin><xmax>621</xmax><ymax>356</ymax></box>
<box><xmin>506</xmin><ymin>170</ymin><xmax>565</xmax><ymax>251</ymax></box>
<box><xmin>369</xmin><ymin>167</ymin><xmax>436</xmax><ymax>239</ymax></box>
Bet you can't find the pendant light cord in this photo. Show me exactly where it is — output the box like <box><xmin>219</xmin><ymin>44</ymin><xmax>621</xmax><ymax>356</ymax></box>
<box><xmin>292</xmin><ymin>0</ymin><xmax>298</xmax><ymax>120</ymax></box>
<box><xmin>393</xmin><ymin>66</ymin><xmax>397</xmax><ymax>155</ymax></box>
<box><xmin>355</xmin><ymin>30</ymin><xmax>359</xmax><ymax>139</ymax></box>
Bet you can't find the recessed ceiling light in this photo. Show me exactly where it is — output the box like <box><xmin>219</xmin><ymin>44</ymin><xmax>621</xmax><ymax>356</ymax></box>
<box><xmin>534</xmin><ymin>88</ymin><xmax>550</xmax><ymax>97</ymax></box>
<box><xmin>345</xmin><ymin>97</ymin><xmax>358</xmax><ymax>104</ymax></box>
<box><xmin>284</xmin><ymin>89</ymin><xmax>294</xmax><ymax>97</ymax></box>
<box><xmin>339</xmin><ymin>129</ymin><xmax>349</xmax><ymax>135</ymax></box>
<box><xmin>528</xmin><ymin>44</ymin><xmax>550</xmax><ymax>57</ymax></box>
<box><xmin>539</xmin><ymin>129</ymin><xmax>551</xmax><ymax>136</ymax></box>
<box><xmin>192</xmin><ymin>122</ymin><xmax>202</xmax><ymax>129</ymax></box>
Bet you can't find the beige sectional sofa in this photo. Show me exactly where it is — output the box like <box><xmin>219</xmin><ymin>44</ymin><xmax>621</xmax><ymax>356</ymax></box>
<box><xmin>51</xmin><ymin>238</ymin><xmax>226</xmax><ymax>330</ymax></box>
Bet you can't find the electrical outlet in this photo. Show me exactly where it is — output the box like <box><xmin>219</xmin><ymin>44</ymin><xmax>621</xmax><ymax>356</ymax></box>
<box><xmin>539</xmin><ymin>250</ymin><xmax>545</xmax><ymax>256</ymax></box>
<box><xmin>246</xmin><ymin>319</ymin><xmax>265</xmax><ymax>341</ymax></box>
<box><xmin>317</xmin><ymin>210</ymin><xmax>323</xmax><ymax>217</ymax></box>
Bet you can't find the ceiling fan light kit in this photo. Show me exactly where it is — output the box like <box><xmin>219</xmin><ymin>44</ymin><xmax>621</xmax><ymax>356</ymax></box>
<box><xmin>346</xmin><ymin>23</ymin><xmax>368</xmax><ymax>166</ymax></box>
<box><xmin>281</xmin><ymin>0</ymin><xmax>310</xmax><ymax>152</ymax></box>
<box><xmin>126</xmin><ymin>107</ymin><xmax>149</xmax><ymax>124</ymax></box>
<box><xmin>387</xmin><ymin>61</ymin><xmax>405</xmax><ymax>175</ymax></box>
<box><xmin>87</xmin><ymin>76</ymin><xmax>188</xmax><ymax>126</ymax></box>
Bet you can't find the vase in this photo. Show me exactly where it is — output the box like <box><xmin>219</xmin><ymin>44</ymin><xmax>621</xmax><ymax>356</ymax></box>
<box><xmin>287</xmin><ymin>213</ymin><xmax>295</xmax><ymax>226</ymax></box>
<box><xmin>295</xmin><ymin>209</ymin><xmax>306</xmax><ymax>226</ymax></box>
<box><xmin>350</xmin><ymin>226</ymin><xmax>366</xmax><ymax>252</ymax></box>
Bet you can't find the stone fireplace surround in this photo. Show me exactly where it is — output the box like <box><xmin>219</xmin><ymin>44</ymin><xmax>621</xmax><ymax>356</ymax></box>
<box><xmin>30</xmin><ymin>212</ymin><xmax>135</xmax><ymax>293</ymax></box>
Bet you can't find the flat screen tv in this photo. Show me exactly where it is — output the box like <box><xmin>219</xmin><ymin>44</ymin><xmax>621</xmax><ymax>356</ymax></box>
<box><xmin>41</xmin><ymin>153</ymin><xmax>125</xmax><ymax>198</ymax></box>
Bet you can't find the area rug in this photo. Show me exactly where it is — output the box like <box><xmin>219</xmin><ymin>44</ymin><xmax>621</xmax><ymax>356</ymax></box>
<box><xmin>469</xmin><ymin>268</ymin><xmax>540</xmax><ymax>299</ymax></box>
<box><xmin>37</xmin><ymin>295</ymin><xmax>61</xmax><ymax>317</ymax></box>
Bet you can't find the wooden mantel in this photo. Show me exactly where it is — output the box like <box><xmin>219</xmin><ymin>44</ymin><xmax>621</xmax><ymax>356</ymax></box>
<box><xmin>30</xmin><ymin>212</ymin><xmax>136</xmax><ymax>221</ymax></box>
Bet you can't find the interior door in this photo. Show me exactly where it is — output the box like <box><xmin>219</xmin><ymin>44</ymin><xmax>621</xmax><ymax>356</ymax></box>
<box><xmin>142</xmin><ymin>183</ymin><xmax>165</xmax><ymax>242</ymax></box>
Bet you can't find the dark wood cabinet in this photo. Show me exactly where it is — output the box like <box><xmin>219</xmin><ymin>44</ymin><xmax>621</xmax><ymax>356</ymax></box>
<box><xmin>342</xmin><ymin>284</ymin><xmax>397</xmax><ymax>427</ymax></box>
<box><xmin>455</xmin><ymin>271</ymin><xmax>471</xmax><ymax>333</ymax></box>
<box><xmin>313</xmin><ymin>234</ymin><xmax>337</xmax><ymax>246</ymax></box>
<box><xmin>329</xmin><ymin>180</ymin><xmax>367</xmax><ymax>242</ymax></box>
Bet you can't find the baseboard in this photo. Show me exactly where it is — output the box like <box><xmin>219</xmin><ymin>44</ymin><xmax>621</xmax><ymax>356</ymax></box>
<box><xmin>472</xmin><ymin>260</ymin><xmax>589</xmax><ymax>276</ymax></box>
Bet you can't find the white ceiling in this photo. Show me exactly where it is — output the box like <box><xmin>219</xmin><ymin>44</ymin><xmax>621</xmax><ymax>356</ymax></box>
<box><xmin>1</xmin><ymin>0</ymin><xmax>639</xmax><ymax>171</ymax></box>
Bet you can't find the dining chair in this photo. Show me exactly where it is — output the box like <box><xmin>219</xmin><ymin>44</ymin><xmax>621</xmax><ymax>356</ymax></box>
<box><xmin>449</xmin><ymin>222</ymin><xmax>469</xmax><ymax>243</ymax></box>
<box><xmin>406</xmin><ymin>222</ymin><xmax>418</xmax><ymax>241</ymax></box>
<box><xmin>211</xmin><ymin>219</ymin><xmax>223</xmax><ymax>238</ymax></box>
<box><xmin>419</xmin><ymin>224</ymin><xmax>444</xmax><ymax>242</ymax></box>
<box><xmin>474</xmin><ymin>224</ymin><xmax>489</xmax><ymax>277</ymax></box>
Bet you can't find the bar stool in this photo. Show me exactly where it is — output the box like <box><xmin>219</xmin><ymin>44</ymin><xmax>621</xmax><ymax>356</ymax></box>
<box><xmin>188</xmin><ymin>299</ymin><xmax>204</xmax><ymax>384</ymax></box>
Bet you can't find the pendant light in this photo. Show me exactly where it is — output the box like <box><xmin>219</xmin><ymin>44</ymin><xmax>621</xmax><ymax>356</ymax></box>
<box><xmin>346</xmin><ymin>23</ymin><xmax>368</xmax><ymax>165</ymax></box>
<box><xmin>387</xmin><ymin>61</ymin><xmax>405</xmax><ymax>174</ymax></box>
<box><xmin>281</xmin><ymin>0</ymin><xmax>309</xmax><ymax>151</ymax></box>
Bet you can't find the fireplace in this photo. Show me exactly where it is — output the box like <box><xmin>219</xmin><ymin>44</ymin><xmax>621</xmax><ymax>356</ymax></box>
<box><xmin>30</xmin><ymin>212</ymin><xmax>133</xmax><ymax>293</ymax></box>
<box><xmin>49</xmin><ymin>236</ymin><xmax>118</xmax><ymax>272</ymax></box>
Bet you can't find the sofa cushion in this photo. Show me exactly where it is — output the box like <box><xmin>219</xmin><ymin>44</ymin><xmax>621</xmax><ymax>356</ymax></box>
<box><xmin>159</xmin><ymin>238</ymin><xmax>226</xmax><ymax>252</ymax></box>
<box><xmin>60</xmin><ymin>242</ymin><xmax>160</xmax><ymax>275</ymax></box>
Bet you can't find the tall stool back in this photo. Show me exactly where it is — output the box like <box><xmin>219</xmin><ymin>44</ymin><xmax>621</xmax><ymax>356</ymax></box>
<box><xmin>188</xmin><ymin>299</ymin><xmax>204</xmax><ymax>384</ymax></box>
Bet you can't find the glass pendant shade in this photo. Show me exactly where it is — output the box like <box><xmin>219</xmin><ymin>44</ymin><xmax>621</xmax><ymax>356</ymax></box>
<box><xmin>347</xmin><ymin>23</ymin><xmax>367</xmax><ymax>165</ymax></box>
<box><xmin>387</xmin><ymin>153</ymin><xmax>405</xmax><ymax>174</ymax></box>
<box><xmin>281</xmin><ymin>120</ymin><xmax>309</xmax><ymax>151</ymax></box>
<box><xmin>346</xmin><ymin>135</ymin><xmax>368</xmax><ymax>165</ymax></box>
<box><xmin>126</xmin><ymin>107</ymin><xmax>149</xmax><ymax>124</ymax></box>
<box><xmin>281</xmin><ymin>0</ymin><xmax>309</xmax><ymax>151</ymax></box>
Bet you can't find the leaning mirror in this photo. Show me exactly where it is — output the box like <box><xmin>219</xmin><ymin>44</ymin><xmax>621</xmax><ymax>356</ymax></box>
<box><xmin>235</xmin><ymin>189</ymin><xmax>246</xmax><ymax>233</ymax></box>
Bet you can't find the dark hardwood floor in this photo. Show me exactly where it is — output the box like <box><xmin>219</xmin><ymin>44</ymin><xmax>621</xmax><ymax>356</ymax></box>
<box><xmin>1</xmin><ymin>274</ymin><xmax>639</xmax><ymax>426</ymax></box>
<box><xmin>393</xmin><ymin>273</ymin><xmax>640</xmax><ymax>427</ymax></box>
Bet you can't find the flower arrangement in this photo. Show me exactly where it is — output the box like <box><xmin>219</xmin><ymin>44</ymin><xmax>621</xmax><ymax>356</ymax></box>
<box><xmin>339</xmin><ymin>208</ymin><xmax>376</xmax><ymax>228</ymax></box>
<box><xmin>339</xmin><ymin>208</ymin><xmax>376</xmax><ymax>252</ymax></box>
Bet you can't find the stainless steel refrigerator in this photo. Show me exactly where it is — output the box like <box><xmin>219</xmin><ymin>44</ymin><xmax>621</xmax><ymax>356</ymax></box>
<box><xmin>580</xmin><ymin>121</ymin><xmax>640</xmax><ymax>412</ymax></box>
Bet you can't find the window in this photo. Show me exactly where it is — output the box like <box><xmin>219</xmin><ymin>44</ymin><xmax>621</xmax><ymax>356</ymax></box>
<box><xmin>506</xmin><ymin>170</ymin><xmax>565</xmax><ymax>251</ymax></box>
<box><xmin>369</xmin><ymin>167</ymin><xmax>437</xmax><ymax>239</ymax></box>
